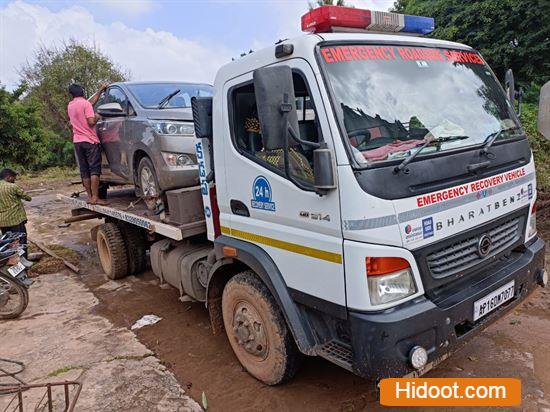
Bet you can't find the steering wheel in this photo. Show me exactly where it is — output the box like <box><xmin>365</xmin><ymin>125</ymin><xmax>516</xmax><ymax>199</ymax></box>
<box><xmin>348</xmin><ymin>128</ymin><xmax>372</xmax><ymax>150</ymax></box>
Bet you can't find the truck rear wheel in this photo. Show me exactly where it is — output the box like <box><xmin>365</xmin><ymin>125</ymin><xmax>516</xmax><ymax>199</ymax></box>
<box><xmin>118</xmin><ymin>223</ymin><xmax>147</xmax><ymax>275</ymax></box>
<box><xmin>222</xmin><ymin>271</ymin><xmax>301</xmax><ymax>385</ymax></box>
<box><xmin>96</xmin><ymin>223</ymin><xmax>128</xmax><ymax>280</ymax></box>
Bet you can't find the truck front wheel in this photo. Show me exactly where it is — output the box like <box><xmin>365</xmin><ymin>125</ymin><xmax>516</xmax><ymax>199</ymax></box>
<box><xmin>221</xmin><ymin>271</ymin><xmax>301</xmax><ymax>385</ymax></box>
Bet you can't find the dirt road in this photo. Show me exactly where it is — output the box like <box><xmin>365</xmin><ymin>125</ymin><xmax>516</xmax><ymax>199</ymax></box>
<box><xmin>13</xmin><ymin>181</ymin><xmax>550</xmax><ymax>411</ymax></box>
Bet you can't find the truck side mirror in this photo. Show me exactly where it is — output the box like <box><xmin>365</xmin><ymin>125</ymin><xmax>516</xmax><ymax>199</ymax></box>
<box><xmin>254</xmin><ymin>65</ymin><xmax>336</xmax><ymax>195</ymax></box>
<box><xmin>504</xmin><ymin>69</ymin><xmax>515</xmax><ymax>104</ymax></box>
<box><xmin>191</xmin><ymin>96</ymin><xmax>213</xmax><ymax>140</ymax></box>
<box><xmin>538</xmin><ymin>81</ymin><xmax>550</xmax><ymax>140</ymax></box>
<box><xmin>253</xmin><ymin>65</ymin><xmax>300</xmax><ymax>151</ymax></box>
<box><xmin>504</xmin><ymin>69</ymin><xmax>522</xmax><ymax>115</ymax></box>
<box><xmin>97</xmin><ymin>102</ymin><xmax>124</xmax><ymax>117</ymax></box>
<box><xmin>313</xmin><ymin>147</ymin><xmax>336</xmax><ymax>193</ymax></box>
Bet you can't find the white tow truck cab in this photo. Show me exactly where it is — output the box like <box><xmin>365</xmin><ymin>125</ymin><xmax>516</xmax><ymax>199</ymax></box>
<box><xmin>68</xmin><ymin>6</ymin><xmax>546</xmax><ymax>385</ymax></box>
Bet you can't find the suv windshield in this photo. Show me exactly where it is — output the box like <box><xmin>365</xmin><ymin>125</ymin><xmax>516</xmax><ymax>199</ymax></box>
<box><xmin>320</xmin><ymin>44</ymin><xmax>522</xmax><ymax>166</ymax></box>
<box><xmin>127</xmin><ymin>83</ymin><xmax>213</xmax><ymax>109</ymax></box>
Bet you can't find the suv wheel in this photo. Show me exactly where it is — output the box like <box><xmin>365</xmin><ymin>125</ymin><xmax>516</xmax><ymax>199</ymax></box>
<box><xmin>137</xmin><ymin>157</ymin><xmax>161</xmax><ymax>211</ymax></box>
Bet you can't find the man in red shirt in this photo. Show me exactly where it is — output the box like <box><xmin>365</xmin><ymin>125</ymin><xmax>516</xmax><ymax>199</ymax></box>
<box><xmin>67</xmin><ymin>83</ymin><xmax>108</xmax><ymax>205</ymax></box>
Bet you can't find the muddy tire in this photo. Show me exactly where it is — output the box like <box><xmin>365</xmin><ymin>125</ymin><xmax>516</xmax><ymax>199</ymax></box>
<box><xmin>118</xmin><ymin>224</ymin><xmax>147</xmax><ymax>275</ymax></box>
<box><xmin>222</xmin><ymin>271</ymin><xmax>302</xmax><ymax>385</ymax></box>
<box><xmin>137</xmin><ymin>157</ymin><xmax>162</xmax><ymax>211</ymax></box>
<box><xmin>96</xmin><ymin>222</ymin><xmax>128</xmax><ymax>280</ymax></box>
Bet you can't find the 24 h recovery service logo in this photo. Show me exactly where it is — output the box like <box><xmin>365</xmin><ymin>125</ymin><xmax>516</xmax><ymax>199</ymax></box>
<box><xmin>251</xmin><ymin>176</ymin><xmax>276</xmax><ymax>212</ymax></box>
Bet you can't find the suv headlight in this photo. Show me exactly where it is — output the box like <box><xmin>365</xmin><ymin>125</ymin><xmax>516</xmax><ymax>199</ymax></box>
<box><xmin>151</xmin><ymin>121</ymin><xmax>195</xmax><ymax>136</ymax></box>
<box><xmin>366</xmin><ymin>257</ymin><xmax>417</xmax><ymax>306</ymax></box>
<box><xmin>161</xmin><ymin>152</ymin><xmax>196</xmax><ymax>167</ymax></box>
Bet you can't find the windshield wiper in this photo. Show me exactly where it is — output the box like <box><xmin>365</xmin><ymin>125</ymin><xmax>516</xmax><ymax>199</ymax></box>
<box><xmin>480</xmin><ymin>126</ymin><xmax>523</xmax><ymax>156</ymax></box>
<box><xmin>157</xmin><ymin>89</ymin><xmax>181</xmax><ymax>109</ymax></box>
<box><xmin>393</xmin><ymin>135</ymin><xmax>469</xmax><ymax>174</ymax></box>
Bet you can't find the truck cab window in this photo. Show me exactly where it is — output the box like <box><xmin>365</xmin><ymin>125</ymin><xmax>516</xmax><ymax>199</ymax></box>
<box><xmin>231</xmin><ymin>72</ymin><xmax>319</xmax><ymax>184</ymax></box>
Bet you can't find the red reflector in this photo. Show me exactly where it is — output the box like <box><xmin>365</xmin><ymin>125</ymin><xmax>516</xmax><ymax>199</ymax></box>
<box><xmin>301</xmin><ymin>5</ymin><xmax>371</xmax><ymax>33</ymax></box>
<box><xmin>223</xmin><ymin>246</ymin><xmax>237</xmax><ymax>257</ymax></box>
<box><xmin>532</xmin><ymin>202</ymin><xmax>537</xmax><ymax>214</ymax></box>
<box><xmin>366</xmin><ymin>256</ymin><xmax>410</xmax><ymax>276</ymax></box>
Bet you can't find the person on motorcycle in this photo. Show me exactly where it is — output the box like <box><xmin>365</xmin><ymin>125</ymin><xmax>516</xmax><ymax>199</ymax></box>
<box><xmin>0</xmin><ymin>168</ymin><xmax>31</xmax><ymax>251</ymax></box>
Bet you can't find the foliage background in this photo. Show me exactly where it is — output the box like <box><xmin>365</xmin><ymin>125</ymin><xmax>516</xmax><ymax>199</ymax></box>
<box><xmin>1</xmin><ymin>40</ymin><xmax>128</xmax><ymax>170</ymax></box>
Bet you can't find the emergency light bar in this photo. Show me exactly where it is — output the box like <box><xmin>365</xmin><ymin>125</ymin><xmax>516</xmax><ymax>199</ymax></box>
<box><xmin>301</xmin><ymin>6</ymin><xmax>434</xmax><ymax>36</ymax></box>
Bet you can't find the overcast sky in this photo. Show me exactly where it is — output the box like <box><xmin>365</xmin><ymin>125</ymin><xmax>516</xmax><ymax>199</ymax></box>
<box><xmin>0</xmin><ymin>0</ymin><xmax>394</xmax><ymax>90</ymax></box>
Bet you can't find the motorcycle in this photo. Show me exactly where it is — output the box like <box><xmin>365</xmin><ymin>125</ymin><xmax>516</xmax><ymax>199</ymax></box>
<box><xmin>0</xmin><ymin>232</ymin><xmax>33</xmax><ymax>319</ymax></box>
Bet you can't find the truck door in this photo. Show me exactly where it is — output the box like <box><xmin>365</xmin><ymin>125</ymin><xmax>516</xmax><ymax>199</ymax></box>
<box><xmin>219</xmin><ymin>59</ymin><xmax>345</xmax><ymax>308</ymax></box>
<box><xmin>97</xmin><ymin>86</ymin><xmax>130</xmax><ymax>183</ymax></box>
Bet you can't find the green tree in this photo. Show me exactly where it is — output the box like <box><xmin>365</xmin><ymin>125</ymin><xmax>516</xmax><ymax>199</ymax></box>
<box><xmin>392</xmin><ymin>0</ymin><xmax>550</xmax><ymax>95</ymax></box>
<box><xmin>0</xmin><ymin>83</ymin><xmax>58</xmax><ymax>169</ymax></box>
<box><xmin>20</xmin><ymin>39</ymin><xmax>129</xmax><ymax>146</ymax></box>
<box><xmin>309</xmin><ymin>0</ymin><xmax>349</xmax><ymax>10</ymax></box>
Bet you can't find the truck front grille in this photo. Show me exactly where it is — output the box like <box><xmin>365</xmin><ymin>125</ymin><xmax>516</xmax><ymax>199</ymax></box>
<box><xmin>427</xmin><ymin>216</ymin><xmax>521</xmax><ymax>278</ymax></box>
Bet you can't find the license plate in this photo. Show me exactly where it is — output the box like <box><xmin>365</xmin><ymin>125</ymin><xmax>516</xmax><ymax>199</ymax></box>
<box><xmin>7</xmin><ymin>262</ymin><xmax>25</xmax><ymax>277</ymax></box>
<box><xmin>473</xmin><ymin>280</ymin><xmax>515</xmax><ymax>321</ymax></box>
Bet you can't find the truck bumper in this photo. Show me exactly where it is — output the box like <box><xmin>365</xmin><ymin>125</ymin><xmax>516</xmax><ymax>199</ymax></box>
<box><xmin>348</xmin><ymin>237</ymin><xmax>545</xmax><ymax>379</ymax></box>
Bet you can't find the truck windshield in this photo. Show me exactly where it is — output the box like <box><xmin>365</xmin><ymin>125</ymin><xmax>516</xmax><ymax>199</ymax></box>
<box><xmin>320</xmin><ymin>44</ymin><xmax>523</xmax><ymax>166</ymax></box>
<box><xmin>127</xmin><ymin>83</ymin><xmax>213</xmax><ymax>109</ymax></box>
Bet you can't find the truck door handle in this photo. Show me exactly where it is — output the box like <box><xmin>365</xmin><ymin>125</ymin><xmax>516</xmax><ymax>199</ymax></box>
<box><xmin>230</xmin><ymin>200</ymin><xmax>250</xmax><ymax>217</ymax></box>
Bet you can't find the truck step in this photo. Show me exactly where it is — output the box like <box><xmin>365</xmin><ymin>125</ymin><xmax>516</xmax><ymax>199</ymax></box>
<box><xmin>317</xmin><ymin>340</ymin><xmax>353</xmax><ymax>371</ymax></box>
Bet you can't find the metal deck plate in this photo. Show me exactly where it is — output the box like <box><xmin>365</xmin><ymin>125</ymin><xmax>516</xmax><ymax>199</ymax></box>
<box><xmin>57</xmin><ymin>191</ymin><xmax>206</xmax><ymax>241</ymax></box>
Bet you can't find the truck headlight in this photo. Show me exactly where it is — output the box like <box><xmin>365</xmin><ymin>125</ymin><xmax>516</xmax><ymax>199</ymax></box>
<box><xmin>161</xmin><ymin>152</ymin><xmax>196</xmax><ymax>167</ymax></box>
<box><xmin>366</xmin><ymin>257</ymin><xmax>417</xmax><ymax>306</ymax></box>
<box><xmin>151</xmin><ymin>121</ymin><xmax>195</xmax><ymax>136</ymax></box>
<box><xmin>528</xmin><ymin>203</ymin><xmax>537</xmax><ymax>239</ymax></box>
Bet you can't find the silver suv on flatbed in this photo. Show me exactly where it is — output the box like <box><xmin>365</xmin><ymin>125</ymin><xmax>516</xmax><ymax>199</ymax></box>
<box><xmin>95</xmin><ymin>81</ymin><xmax>212</xmax><ymax>208</ymax></box>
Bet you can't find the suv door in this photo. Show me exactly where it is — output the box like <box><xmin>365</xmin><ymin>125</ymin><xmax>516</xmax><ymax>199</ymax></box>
<box><xmin>97</xmin><ymin>86</ymin><xmax>130</xmax><ymax>183</ymax></box>
<box><xmin>219</xmin><ymin>59</ymin><xmax>345</xmax><ymax>308</ymax></box>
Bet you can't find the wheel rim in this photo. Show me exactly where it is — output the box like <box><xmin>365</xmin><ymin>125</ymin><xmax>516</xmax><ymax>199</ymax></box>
<box><xmin>0</xmin><ymin>276</ymin><xmax>24</xmax><ymax>316</ymax></box>
<box><xmin>231</xmin><ymin>300</ymin><xmax>269</xmax><ymax>360</ymax></box>
<box><xmin>140</xmin><ymin>166</ymin><xmax>157</xmax><ymax>197</ymax></box>
<box><xmin>97</xmin><ymin>232</ymin><xmax>112</xmax><ymax>275</ymax></box>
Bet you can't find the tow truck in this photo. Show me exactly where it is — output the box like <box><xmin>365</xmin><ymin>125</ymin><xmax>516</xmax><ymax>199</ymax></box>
<box><xmin>59</xmin><ymin>6</ymin><xmax>548</xmax><ymax>385</ymax></box>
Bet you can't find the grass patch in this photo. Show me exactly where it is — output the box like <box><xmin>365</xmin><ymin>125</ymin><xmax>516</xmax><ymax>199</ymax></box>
<box><xmin>29</xmin><ymin>244</ymin><xmax>80</xmax><ymax>275</ymax></box>
<box><xmin>47</xmin><ymin>365</ymin><xmax>82</xmax><ymax>377</ymax></box>
<box><xmin>104</xmin><ymin>353</ymin><xmax>155</xmax><ymax>363</ymax></box>
<box><xmin>19</xmin><ymin>166</ymin><xmax>80</xmax><ymax>185</ymax></box>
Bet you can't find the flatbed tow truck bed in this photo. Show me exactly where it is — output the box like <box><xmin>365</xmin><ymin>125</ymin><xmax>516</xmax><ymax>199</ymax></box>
<box><xmin>57</xmin><ymin>189</ymin><xmax>206</xmax><ymax>241</ymax></box>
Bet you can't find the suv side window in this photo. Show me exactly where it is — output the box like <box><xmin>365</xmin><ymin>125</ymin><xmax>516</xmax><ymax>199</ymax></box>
<box><xmin>106</xmin><ymin>87</ymin><xmax>128</xmax><ymax>112</ymax></box>
<box><xmin>231</xmin><ymin>72</ymin><xmax>319</xmax><ymax>185</ymax></box>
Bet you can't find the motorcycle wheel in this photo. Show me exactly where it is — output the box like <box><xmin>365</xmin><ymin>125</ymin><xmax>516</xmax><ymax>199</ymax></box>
<box><xmin>0</xmin><ymin>273</ymin><xmax>29</xmax><ymax>319</ymax></box>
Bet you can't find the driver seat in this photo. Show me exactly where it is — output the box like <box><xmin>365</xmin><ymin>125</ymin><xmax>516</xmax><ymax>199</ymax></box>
<box><xmin>255</xmin><ymin>117</ymin><xmax>314</xmax><ymax>183</ymax></box>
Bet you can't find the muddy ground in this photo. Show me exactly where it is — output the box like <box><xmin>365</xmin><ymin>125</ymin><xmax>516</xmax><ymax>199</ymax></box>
<box><xmin>7</xmin><ymin>180</ymin><xmax>550</xmax><ymax>411</ymax></box>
